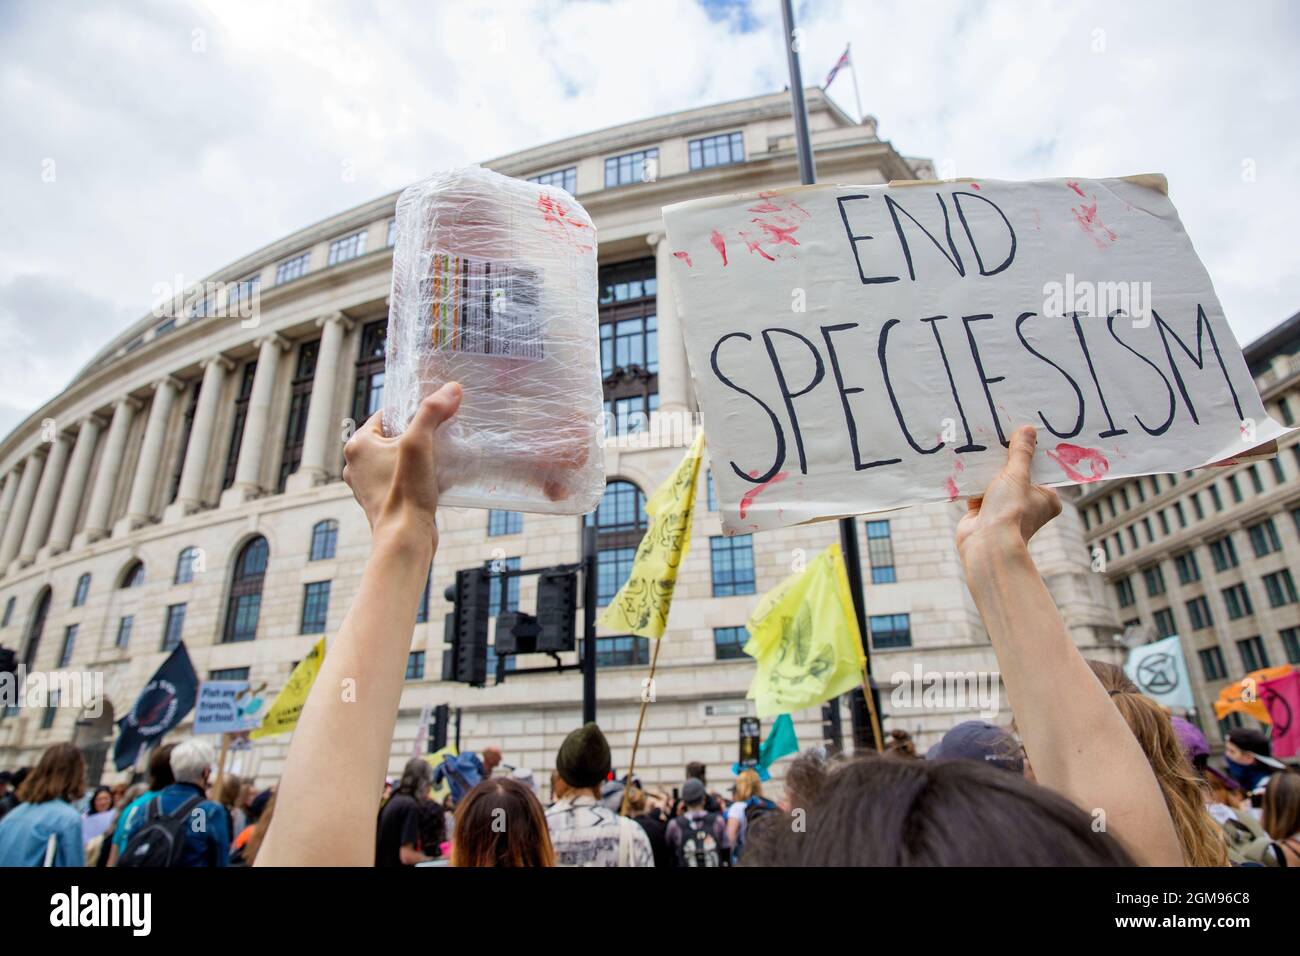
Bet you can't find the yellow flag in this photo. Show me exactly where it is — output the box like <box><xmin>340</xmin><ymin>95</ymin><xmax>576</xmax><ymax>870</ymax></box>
<box><xmin>424</xmin><ymin>745</ymin><xmax>458</xmax><ymax>803</ymax></box>
<box><xmin>743</xmin><ymin>543</ymin><xmax>866</xmax><ymax>717</ymax></box>
<box><xmin>599</xmin><ymin>430</ymin><xmax>706</xmax><ymax>638</ymax></box>
<box><xmin>250</xmin><ymin>637</ymin><xmax>326</xmax><ymax>738</ymax></box>
<box><xmin>1213</xmin><ymin>664</ymin><xmax>1294</xmax><ymax>723</ymax></box>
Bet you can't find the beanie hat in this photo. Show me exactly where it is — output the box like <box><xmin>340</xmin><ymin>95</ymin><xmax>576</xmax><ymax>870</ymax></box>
<box><xmin>556</xmin><ymin>722</ymin><xmax>611</xmax><ymax>788</ymax></box>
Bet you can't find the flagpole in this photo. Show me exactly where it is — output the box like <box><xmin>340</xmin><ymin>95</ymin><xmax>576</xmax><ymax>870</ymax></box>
<box><xmin>619</xmin><ymin>636</ymin><xmax>663</xmax><ymax>817</ymax></box>
<box><xmin>847</xmin><ymin>42</ymin><xmax>864</xmax><ymax>124</ymax></box>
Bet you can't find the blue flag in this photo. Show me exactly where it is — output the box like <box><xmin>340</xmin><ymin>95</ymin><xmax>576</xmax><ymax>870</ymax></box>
<box><xmin>113</xmin><ymin>642</ymin><xmax>199</xmax><ymax>770</ymax></box>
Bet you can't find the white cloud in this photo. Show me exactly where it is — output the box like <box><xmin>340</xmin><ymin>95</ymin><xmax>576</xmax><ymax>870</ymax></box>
<box><xmin>0</xmin><ymin>0</ymin><xmax>1296</xmax><ymax>429</ymax></box>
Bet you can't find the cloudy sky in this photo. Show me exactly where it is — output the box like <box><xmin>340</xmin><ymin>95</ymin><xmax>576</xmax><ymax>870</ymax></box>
<box><xmin>1</xmin><ymin>0</ymin><xmax>1297</xmax><ymax>436</ymax></box>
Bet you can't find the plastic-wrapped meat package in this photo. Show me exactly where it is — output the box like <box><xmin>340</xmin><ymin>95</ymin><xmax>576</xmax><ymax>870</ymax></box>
<box><xmin>383</xmin><ymin>166</ymin><xmax>605</xmax><ymax>514</ymax></box>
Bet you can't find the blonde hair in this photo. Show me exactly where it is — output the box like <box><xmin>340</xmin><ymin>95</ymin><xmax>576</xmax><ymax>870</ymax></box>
<box><xmin>734</xmin><ymin>769</ymin><xmax>762</xmax><ymax>802</ymax></box>
<box><xmin>1087</xmin><ymin>661</ymin><xmax>1228</xmax><ymax>867</ymax></box>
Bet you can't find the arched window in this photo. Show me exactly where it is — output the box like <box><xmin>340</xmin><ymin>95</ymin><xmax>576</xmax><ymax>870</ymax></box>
<box><xmin>72</xmin><ymin>573</ymin><xmax>91</xmax><ymax>608</ymax></box>
<box><xmin>119</xmin><ymin>560</ymin><xmax>145</xmax><ymax>589</ymax></box>
<box><xmin>309</xmin><ymin>520</ymin><xmax>338</xmax><ymax>561</ymax></box>
<box><xmin>23</xmin><ymin>587</ymin><xmax>52</xmax><ymax>669</ymax></box>
<box><xmin>224</xmin><ymin>537</ymin><xmax>268</xmax><ymax>643</ymax></box>
<box><xmin>585</xmin><ymin>480</ymin><xmax>649</xmax><ymax>667</ymax></box>
<box><xmin>175</xmin><ymin>547</ymin><xmax>200</xmax><ymax>584</ymax></box>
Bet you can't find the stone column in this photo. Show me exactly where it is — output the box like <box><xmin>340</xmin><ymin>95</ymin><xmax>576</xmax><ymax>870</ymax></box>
<box><xmin>19</xmin><ymin>432</ymin><xmax>71</xmax><ymax>563</ymax></box>
<box><xmin>0</xmin><ymin>459</ymin><xmax>40</xmax><ymax>571</ymax></box>
<box><xmin>123</xmin><ymin>377</ymin><xmax>181</xmax><ymax>529</ymax></box>
<box><xmin>288</xmin><ymin>312</ymin><xmax>352</xmax><ymax>492</ymax></box>
<box><xmin>172</xmin><ymin>355</ymin><xmax>232</xmax><ymax>514</ymax></box>
<box><xmin>81</xmin><ymin>396</ymin><xmax>139</xmax><ymax>542</ymax></box>
<box><xmin>47</xmin><ymin>415</ymin><xmax>104</xmax><ymax>554</ymax></box>
<box><xmin>651</xmin><ymin>232</ymin><xmax>689</xmax><ymax>414</ymax></box>
<box><xmin>0</xmin><ymin>471</ymin><xmax>18</xmax><ymax>556</ymax></box>
<box><xmin>230</xmin><ymin>334</ymin><xmax>288</xmax><ymax>497</ymax></box>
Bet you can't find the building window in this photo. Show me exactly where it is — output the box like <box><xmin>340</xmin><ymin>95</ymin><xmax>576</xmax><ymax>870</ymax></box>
<box><xmin>604</xmin><ymin>147</ymin><xmax>658</xmax><ymax>188</ymax></box>
<box><xmin>1208</xmin><ymin>535</ymin><xmax>1239</xmax><ymax>572</ymax></box>
<box><xmin>1120</xmin><ymin>487</ymin><xmax>1131</xmax><ymax>510</ymax></box>
<box><xmin>1142</xmin><ymin>565</ymin><xmax>1166</xmax><ymax>599</ymax></box>
<box><xmin>275</xmin><ymin>251</ymin><xmax>311</xmax><ymax>285</ymax></box>
<box><xmin>58</xmin><ymin>625</ymin><xmax>77</xmax><ymax>668</ymax></box>
<box><xmin>1153</xmin><ymin>607</ymin><xmax>1176</xmax><ymax>638</ymax></box>
<box><xmin>1114</xmin><ymin>577</ymin><xmax>1135</xmax><ymax>608</ymax></box>
<box><xmin>20</xmin><ymin>588</ymin><xmax>50</xmax><ymax>670</ymax></box>
<box><xmin>1173</xmin><ymin>551</ymin><xmax>1200</xmax><ymax>585</ymax></box>
<box><xmin>869</xmin><ymin>613</ymin><xmax>911</xmax><ymax>649</ymax></box>
<box><xmin>587</xmin><ymin>480</ymin><xmax>647</xmax><ymax>605</ymax></box>
<box><xmin>713</xmin><ymin>626</ymin><xmax>749</xmax><ymax>660</ymax></box>
<box><xmin>279</xmin><ymin>340</ymin><xmax>319</xmax><ymax>492</ymax></box>
<box><xmin>154</xmin><ymin>318</ymin><xmax>177</xmax><ymax>337</ymax></box>
<box><xmin>162</xmin><ymin>603</ymin><xmax>186</xmax><ymax>652</ymax></box>
<box><xmin>598</xmin><ymin>258</ymin><xmax>658</xmax><ymax>439</ymax></box>
<box><xmin>604</xmin><ymin>393</ymin><xmax>660</xmax><ymax>437</ymax></box>
<box><xmin>223</xmin><ymin>361</ymin><xmax>257</xmax><ymax>490</ymax></box>
<box><xmin>115</xmin><ymin>615</ymin><xmax>133</xmax><ymax>649</ymax></box>
<box><xmin>1247</xmin><ymin>518</ymin><xmax>1281</xmax><ymax>558</ymax></box>
<box><xmin>1199</xmin><ymin>646</ymin><xmax>1227</xmax><ymax>681</ymax></box>
<box><xmin>485</xmin><ymin>641</ymin><xmax>519</xmax><ymax>679</ymax></box>
<box><xmin>120</xmin><ymin>561</ymin><xmax>145</xmax><ymax>589</ymax></box>
<box><xmin>1248</xmin><ymin>465</ymin><xmax>1264</xmax><ymax>495</ymax></box>
<box><xmin>226</xmin><ymin>273</ymin><xmax>261</xmax><ymax>317</ymax></box>
<box><xmin>1174</xmin><ymin>501</ymin><xmax>1187</xmax><ymax>528</ymax></box>
<box><xmin>327</xmin><ymin>230</ymin><xmax>368</xmax><ymax>266</ymax></box>
<box><xmin>710</xmin><ymin>535</ymin><xmax>756</xmax><ymax>597</ymax></box>
<box><xmin>352</xmin><ymin>319</ymin><xmax>387</xmax><ymax>424</ymax></box>
<box><xmin>1263</xmin><ymin>569</ymin><xmax>1298</xmax><ymax>608</ymax></box>
<box><xmin>175</xmin><ymin>547</ymin><xmax>200</xmax><ymax>584</ymax></box>
<box><xmin>487</xmin><ymin>510</ymin><xmax>523</xmax><ymax>537</ymax></box>
<box><xmin>1191</xmin><ymin>493</ymin><xmax>1204</xmax><ymax>521</ymax></box>
<box><xmin>310</xmin><ymin>520</ymin><xmax>338</xmax><ymax>561</ymax></box>
<box><xmin>488</xmin><ymin>558</ymin><xmax>521</xmax><ymax>616</ymax></box>
<box><xmin>1082</xmin><ymin>509</ymin><xmax>1091</xmax><ymax>532</ymax></box>
<box><xmin>528</xmin><ymin>167</ymin><xmax>577</xmax><ymax>194</ymax></box>
<box><xmin>300</xmin><ymin>581</ymin><xmax>331</xmax><ymax>634</ymax></box>
<box><xmin>689</xmin><ymin>131</ymin><xmax>745</xmax><ymax>170</ymax></box>
<box><xmin>706</xmin><ymin>470</ymin><xmax>717</xmax><ymax>511</ymax></box>
<box><xmin>1237</xmin><ymin>635</ymin><xmax>1270</xmax><ymax>672</ymax></box>
<box><xmin>224</xmin><ymin>537</ymin><xmax>269</xmax><ymax>643</ymax></box>
<box><xmin>865</xmin><ymin>520</ymin><xmax>896</xmax><ymax>584</ymax></box>
<box><xmin>1227</xmin><ymin>474</ymin><xmax>1242</xmax><ymax>504</ymax></box>
<box><xmin>416</xmin><ymin>567</ymin><xmax>432</xmax><ymax>624</ymax></box>
<box><xmin>1</xmin><ymin>596</ymin><xmax>13</xmax><ymax>627</ymax></box>
<box><xmin>589</xmin><ymin>636</ymin><xmax>648</xmax><ymax>667</ymax></box>
<box><xmin>1209</xmin><ymin>485</ymin><xmax>1223</xmax><ymax>512</ymax></box>
<box><xmin>209</xmin><ymin>667</ymin><xmax>250</xmax><ymax>682</ymax></box>
<box><xmin>1114</xmin><ymin>533</ymin><xmax>1124</xmax><ymax>557</ymax></box>
<box><xmin>1270</xmin><ymin>456</ymin><xmax>1285</xmax><ymax>485</ymax></box>
<box><xmin>41</xmin><ymin>690</ymin><xmax>59</xmax><ymax>730</ymax></box>
<box><xmin>1156</xmin><ymin>510</ymin><xmax>1169</xmax><ymax>536</ymax></box>
<box><xmin>1281</xmin><ymin>627</ymin><xmax>1300</xmax><ymax>664</ymax></box>
<box><xmin>406</xmin><ymin>651</ymin><xmax>425</xmax><ymax>680</ymax></box>
<box><xmin>1222</xmin><ymin>583</ymin><xmax>1254</xmax><ymax>621</ymax></box>
<box><xmin>168</xmin><ymin>382</ymin><xmax>201</xmax><ymax>504</ymax></box>
<box><xmin>1186</xmin><ymin>596</ymin><xmax>1213</xmax><ymax>631</ymax></box>
<box><xmin>72</xmin><ymin>573</ymin><xmax>91</xmax><ymax>608</ymax></box>
<box><xmin>1128</xmin><ymin>525</ymin><xmax>1139</xmax><ymax>551</ymax></box>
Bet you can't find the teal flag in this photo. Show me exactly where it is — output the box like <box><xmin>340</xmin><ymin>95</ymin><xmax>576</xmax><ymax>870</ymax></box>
<box><xmin>759</xmin><ymin>714</ymin><xmax>798</xmax><ymax>767</ymax></box>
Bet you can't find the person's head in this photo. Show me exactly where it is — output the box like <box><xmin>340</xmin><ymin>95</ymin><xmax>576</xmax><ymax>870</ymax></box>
<box><xmin>169</xmin><ymin>739</ymin><xmax>216</xmax><ymax>789</ymax></box>
<box><xmin>780</xmin><ymin>748</ymin><xmax>831</xmax><ymax>813</ymax></box>
<box><xmin>555</xmin><ymin>722</ymin><xmax>610</xmax><ymax>798</ymax></box>
<box><xmin>743</xmin><ymin>754</ymin><xmax>1135</xmax><ymax>866</ymax></box>
<box><xmin>216</xmin><ymin>774</ymin><xmax>243</xmax><ymax>809</ymax></box>
<box><xmin>884</xmin><ymin>728</ymin><xmax>919</xmax><ymax>759</ymax></box>
<box><xmin>734</xmin><ymin>769</ymin><xmax>762</xmax><ymax>802</ymax></box>
<box><xmin>927</xmin><ymin>721</ymin><xmax>1024</xmax><ymax>773</ymax></box>
<box><xmin>146</xmin><ymin>743</ymin><xmax>177</xmax><ymax>792</ymax></box>
<box><xmin>685</xmin><ymin>761</ymin><xmax>707</xmax><ymax>785</ymax></box>
<box><xmin>1086</xmin><ymin>660</ymin><xmax>1228</xmax><ymax>867</ymax></box>
<box><xmin>0</xmin><ymin>770</ymin><xmax>11</xmax><ymax>796</ymax></box>
<box><xmin>246</xmin><ymin>788</ymin><xmax>274</xmax><ymax>825</ymax></box>
<box><xmin>681</xmin><ymin>777</ymin><xmax>707</xmax><ymax>810</ymax></box>
<box><xmin>1170</xmin><ymin>716</ymin><xmax>1210</xmax><ymax>770</ymax></box>
<box><xmin>481</xmin><ymin>747</ymin><xmax>503</xmax><ymax>773</ymax></box>
<box><xmin>451</xmin><ymin>778</ymin><xmax>555</xmax><ymax>867</ymax></box>
<box><xmin>17</xmin><ymin>743</ymin><xmax>86</xmax><ymax>805</ymax></box>
<box><xmin>243</xmin><ymin>792</ymin><xmax>277</xmax><ymax>866</ymax></box>
<box><xmin>1261</xmin><ymin>770</ymin><xmax>1300</xmax><ymax>841</ymax></box>
<box><xmin>1225</xmin><ymin>728</ymin><xmax>1275</xmax><ymax>769</ymax></box>
<box><xmin>397</xmin><ymin>757</ymin><xmax>433</xmax><ymax>800</ymax></box>
<box><xmin>623</xmin><ymin>785</ymin><xmax>647</xmax><ymax>814</ymax></box>
<box><xmin>90</xmin><ymin>786</ymin><xmax>113</xmax><ymax>813</ymax></box>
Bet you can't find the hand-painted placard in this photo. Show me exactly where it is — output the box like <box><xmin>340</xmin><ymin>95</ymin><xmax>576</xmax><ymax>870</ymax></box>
<box><xmin>662</xmin><ymin>175</ymin><xmax>1288</xmax><ymax>534</ymax></box>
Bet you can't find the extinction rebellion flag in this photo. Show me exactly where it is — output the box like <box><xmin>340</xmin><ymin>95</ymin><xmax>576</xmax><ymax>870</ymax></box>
<box><xmin>112</xmin><ymin>642</ymin><xmax>199</xmax><ymax>770</ymax></box>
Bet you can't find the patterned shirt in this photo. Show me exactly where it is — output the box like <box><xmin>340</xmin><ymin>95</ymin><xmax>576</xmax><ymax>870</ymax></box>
<box><xmin>545</xmin><ymin>795</ymin><xmax>655</xmax><ymax>867</ymax></box>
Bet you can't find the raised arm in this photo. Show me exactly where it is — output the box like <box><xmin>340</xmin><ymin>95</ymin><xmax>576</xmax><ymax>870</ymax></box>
<box><xmin>957</xmin><ymin>425</ymin><xmax>1183</xmax><ymax>867</ymax></box>
<box><xmin>257</xmin><ymin>383</ymin><xmax>461</xmax><ymax>867</ymax></box>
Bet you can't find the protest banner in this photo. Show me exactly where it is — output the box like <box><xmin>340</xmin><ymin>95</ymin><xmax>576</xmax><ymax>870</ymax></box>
<box><xmin>192</xmin><ymin>680</ymin><xmax>264</xmax><ymax>736</ymax></box>
<box><xmin>251</xmin><ymin>637</ymin><xmax>325</xmax><ymax>739</ymax></box>
<box><xmin>662</xmin><ymin>176</ymin><xmax>1289</xmax><ymax>533</ymax></box>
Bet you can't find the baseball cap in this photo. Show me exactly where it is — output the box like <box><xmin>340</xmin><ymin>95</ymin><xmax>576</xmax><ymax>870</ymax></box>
<box><xmin>927</xmin><ymin>720</ymin><xmax>1024</xmax><ymax>773</ymax></box>
<box><xmin>681</xmin><ymin>778</ymin><xmax>707</xmax><ymax>804</ymax></box>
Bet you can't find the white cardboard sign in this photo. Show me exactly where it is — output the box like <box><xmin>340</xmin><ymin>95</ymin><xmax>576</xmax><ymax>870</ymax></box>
<box><xmin>662</xmin><ymin>175</ymin><xmax>1287</xmax><ymax>534</ymax></box>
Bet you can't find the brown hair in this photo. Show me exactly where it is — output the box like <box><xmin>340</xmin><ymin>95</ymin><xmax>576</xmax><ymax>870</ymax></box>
<box><xmin>17</xmin><ymin>742</ymin><xmax>86</xmax><ymax>804</ymax></box>
<box><xmin>1087</xmin><ymin>660</ymin><xmax>1228</xmax><ymax>867</ymax></box>
<box><xmin>216</xmin><ymin>774</ymin><xmax>242</xmax><ymax>809</ymax></box>
<box><xmin>734</xmin><ymin>769</ymin><xmax>762</xmax><ymax>802</ymax></box>
<box><xmin>451</xmin><ymin>778</ymin><xmax>555</xmax><ymax>867</ymax></box>
<box><xmin>622</xmin><ymin>785</ymin><xmax>647</xmax><ymax>815</ymax></box>
<box><xmin>146</xmin><ymin>743</ymin><xmax>177</xmax><ymax>791</ymax></box>
<box><xmin>1262</xmin><ymin>770</ymin><xmax>1300</xmax><ymax>842</ymax></box>
<box><xmin>243</xmin><ymin>792</ymin><xmax>276</xmax><ymax>865</ymax></box>
<box><xmin>782</xmin><ymin>749</ymin><xmax>831</xmax><ymax>810</ymax></box>
<box><xmin>743</xmin><ymin>753</ymin><xmax>1134</xmax><ymax>866</ymax></box>
<box><xmin>884</xmin><ymin>728</ymin><xmax>919</xmax><ymax>759</ymax></box>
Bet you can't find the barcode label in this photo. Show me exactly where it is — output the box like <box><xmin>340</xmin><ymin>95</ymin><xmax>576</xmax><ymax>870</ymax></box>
<box><xmin>424</xmin><ymin>254</ymin><xmax>544</xmax><ymax>360</ymax></box>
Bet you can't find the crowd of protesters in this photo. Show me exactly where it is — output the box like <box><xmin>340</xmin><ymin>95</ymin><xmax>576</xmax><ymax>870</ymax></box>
<box><xmin>1</xmin><ymin>389</ymin><xmax>1298</xmax><ymax>868</ymax></box>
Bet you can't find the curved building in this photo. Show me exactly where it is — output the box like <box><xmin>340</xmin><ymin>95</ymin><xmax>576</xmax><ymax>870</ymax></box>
<box><xmin>0</xmin><ymin>90</ymin><xmax>1119</xmax><ymax>788</ymax></box>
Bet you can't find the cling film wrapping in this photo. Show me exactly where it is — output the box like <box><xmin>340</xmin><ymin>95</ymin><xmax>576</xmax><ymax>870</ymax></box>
<box><xmin>384</xmin><ymin>165</ymin><xmax>605</xmax><ymax>514</ymax></box>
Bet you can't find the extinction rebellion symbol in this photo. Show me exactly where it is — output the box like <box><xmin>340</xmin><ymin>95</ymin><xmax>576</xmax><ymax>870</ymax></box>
<box><xmin>1263</xmin><ymin>686</ymin><xmax>1293</xmax><ymax>738</ymax></box>
<box><xmin>1136</xmin><ymin>653</ymin><xmax>1180</xmax><ymax>696</ymax></box>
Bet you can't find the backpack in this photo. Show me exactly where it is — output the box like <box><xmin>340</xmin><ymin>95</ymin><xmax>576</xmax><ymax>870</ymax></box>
<box><xmin>743</xmin><ymin>796</ymin><xmax>776</xmax><ymax>828</ymax></box>
<box><xmin>119</xmin><ymin>794</ymin><xmax>204</xmax><ymax>868</ymax></box>
<box><xmin>676</xmin><ymin>813</ymin><xmax>721</xmax><ymax>868</ymax></box>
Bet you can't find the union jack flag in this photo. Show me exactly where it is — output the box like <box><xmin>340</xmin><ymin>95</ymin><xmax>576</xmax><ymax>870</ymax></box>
<box><xmin>824</xmin><ymin>45</ymin><xmax>851</xmax><ymax>88</ymax></box>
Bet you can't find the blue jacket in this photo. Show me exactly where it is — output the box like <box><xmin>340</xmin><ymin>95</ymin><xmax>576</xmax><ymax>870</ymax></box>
<box><xmin>118</xmin><ymin>782</ymin><xmax>229</xmax><ymax>867</ymax></box>
<box><xmin>0</xmin><ymin>799</ymin><xmax>86</xmax><ymax>867</ymax></box>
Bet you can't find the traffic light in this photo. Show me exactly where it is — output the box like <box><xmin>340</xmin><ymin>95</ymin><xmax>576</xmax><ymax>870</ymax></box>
<box><xmin>495</xmin><ymin>612</ymin><xmax>540</xmax><ymax>656</ymax></box>
<box><xmin>535</xmin><ymin>569</ymin><xmax>577</xmax><ymax>652</ymax></box>
<box><xmin>441</xmin><ymin>568</ymin><xmax>490</xmax><ymax>686</ymax></box>
<box><xmin>821</xmin><ymin>699</ymin><xmax>843</xmax><ymax>755</ymax></box>
<box><xmin>430</xmin><ymin>703</ymin><xmax>449</xmax><ymax>752</ymax></box>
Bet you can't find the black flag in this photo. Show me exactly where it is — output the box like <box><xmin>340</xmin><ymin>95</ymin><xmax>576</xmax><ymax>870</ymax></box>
<box><xmin>113</xmin><ymin>642</ymin><xmax>199</xmax><ymax>771</ymax></box>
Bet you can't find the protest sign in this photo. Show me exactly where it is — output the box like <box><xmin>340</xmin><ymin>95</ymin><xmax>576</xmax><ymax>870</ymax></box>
<box><xmin>662</xmin><ymin>176</ymin><xmax>1288</xmax><ymax>533</ymax></box>
<box><xmin>192</xmin><ymin>680</ymin><xmax>263</xmax><ymax>736</ymax></box>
